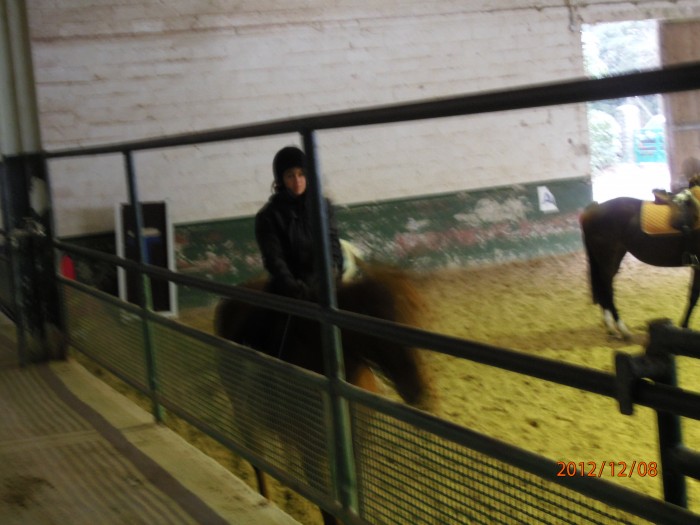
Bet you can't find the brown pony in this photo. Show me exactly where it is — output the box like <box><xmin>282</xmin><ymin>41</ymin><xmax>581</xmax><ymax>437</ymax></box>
<box><xmin>580</xmin><ymin>188</ymin><xmax>700</xmax><ymax>339</ymax></box>
<box><xmin>214</xmin><ymin>263</ymin><xmax>434</xmax><ymax>525</ymax></box>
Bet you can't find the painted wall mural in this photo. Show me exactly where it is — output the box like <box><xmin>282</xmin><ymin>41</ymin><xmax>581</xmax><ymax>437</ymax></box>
<box><xmin>64</xmin><ymin>177</ymin><xmax>592</xmax><ymax>308</ymax></box>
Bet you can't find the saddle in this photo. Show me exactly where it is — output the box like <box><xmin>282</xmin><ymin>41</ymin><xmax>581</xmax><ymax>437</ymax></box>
<box><xmin>644</xmin><ymin>185</ymin><xmax>700</xmax><ymax>266</ymax></box>
<box><xmin>644</xmin><ymin>185</ymin><xmax>700</xmax><ymax>235</ymax></box>
<box><xmin>651</xmin><ymin>188</ymin><xmax>700</xmax><ymax>231</ymax></box>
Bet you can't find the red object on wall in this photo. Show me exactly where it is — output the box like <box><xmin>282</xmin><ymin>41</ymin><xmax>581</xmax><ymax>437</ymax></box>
<box><xmin>60</xmin><ymin>255</ymin><xmax>75</xmax><ymax>280</ymax></box>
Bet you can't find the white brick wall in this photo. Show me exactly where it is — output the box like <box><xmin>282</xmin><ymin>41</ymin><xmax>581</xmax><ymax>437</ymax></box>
<box><xmin>25</xmin><ymin>1</ymin><xmax>700</xmax><ymax>236</ymax></box>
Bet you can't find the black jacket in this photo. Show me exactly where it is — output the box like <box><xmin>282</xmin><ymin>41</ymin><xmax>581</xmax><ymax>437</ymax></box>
<box><xmin>255</xmin><ymin>191</ymin><xmax>343</xmax><ymax>298</ymax></box>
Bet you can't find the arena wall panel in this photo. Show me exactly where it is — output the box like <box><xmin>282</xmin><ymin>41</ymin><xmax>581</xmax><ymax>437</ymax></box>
<box><xmin>28</xmin><ymin>1</ymin><xmax>700</xmax><ymax>238</ymax></box>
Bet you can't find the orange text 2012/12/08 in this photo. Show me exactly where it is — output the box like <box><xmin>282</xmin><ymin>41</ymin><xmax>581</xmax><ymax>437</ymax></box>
<box><xmin>556</xmin><ymin>461</ymin><xmax>658</xmax><ymax>478</ymax></box>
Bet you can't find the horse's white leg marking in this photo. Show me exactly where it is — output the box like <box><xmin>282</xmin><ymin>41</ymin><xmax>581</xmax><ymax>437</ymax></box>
<box><xmin>603</xmin><ymin>310</ymin><xmax>617</xmax><ymax>335</ymax></box>
<box><xmin>603</xmin><ymin>309</ymin><xmax>631</xmax><ymax>340</ymax></box>
<box><xmin>616</xmin><ymin>319</ymin><xmax>632</xmax><ymax>340</ymax></box>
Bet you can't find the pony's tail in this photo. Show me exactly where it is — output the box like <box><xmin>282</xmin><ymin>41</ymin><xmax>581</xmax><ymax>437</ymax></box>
<box><xmin>580</xmin><ymin>205</ymin><xmax>604</xmax><ymax>306</ymax></box>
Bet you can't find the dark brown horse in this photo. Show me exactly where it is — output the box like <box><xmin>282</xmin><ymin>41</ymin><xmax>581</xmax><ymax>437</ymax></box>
<box><xmin>214</xmin><ymin>263</ymin><xmax>434</xmax><ymax>525</ymax></box>
<box><xmin>580</xmin><ymin>196</ymin><xmax>700</xmax><ymax>339</ymax></box>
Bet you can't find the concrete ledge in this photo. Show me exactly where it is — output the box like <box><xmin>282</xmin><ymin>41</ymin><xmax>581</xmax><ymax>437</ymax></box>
<box><xmin>49</xmin><ymin>359</ymin><xmax>300</xmax><ymax>525</ymax></box>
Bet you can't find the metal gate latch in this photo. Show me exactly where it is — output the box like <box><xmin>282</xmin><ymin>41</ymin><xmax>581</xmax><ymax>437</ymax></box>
<box><xmin>615</xmin><ymin>351</ymin><xmax>670</xmax><ymax>415</ymax></box>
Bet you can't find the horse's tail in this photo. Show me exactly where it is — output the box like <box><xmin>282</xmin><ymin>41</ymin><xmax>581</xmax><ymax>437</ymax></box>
<box><xmin>580</xmin><ymin>203</ymin><xmax>605</xmax><ymax>306</ymax></box>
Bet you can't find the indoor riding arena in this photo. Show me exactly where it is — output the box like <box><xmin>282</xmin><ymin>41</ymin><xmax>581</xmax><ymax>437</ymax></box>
<box><xmin>3</xmin><ymin>2</ymin><xmax>700</xmax><ymax>525</ymax></box>
<box><xmin>170</xmin><ymin>253</ymin><xmax>700</xmax><ymax>524</ymax></box>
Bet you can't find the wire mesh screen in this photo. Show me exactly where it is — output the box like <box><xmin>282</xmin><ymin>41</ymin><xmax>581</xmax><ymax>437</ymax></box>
<box><xmin>150</xmin><ymin>319</ymin><xmax>334</xmax><ymax>499</ymax></box>
<box><xmin>62</xmin><ymin>284</ymin><xmax>148</xmax><ymax>391</ymax></box>
<box><xmin>61</xmin><ymin>282</ymin><xmax>677</xmax><ymax>524</ymax></box>
<box><xmin>351</xmin><ymin>403</ymin><xmax>652</xmax><ymax>525</ymax></box>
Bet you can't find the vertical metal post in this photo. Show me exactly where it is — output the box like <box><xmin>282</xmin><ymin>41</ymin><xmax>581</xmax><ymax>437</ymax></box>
<box><xmin>301</xmin><ymin>130</ymin><xmax>358</xmax><ymax>518</ymax></box>
<box><xmin>123</xmin><ymin>150</ymin><xmax>162</xmax><ymax>422</ymax></box>
<box><xmin>0</xmin><ymin>1</ymin><xmax>62</xmax><ymax>363</ymax></box>
<box><xmin>0</xmin><ymin>160</ymin><xmax>27</xmax><ymax>361</ymax></box>
<box><xmin>1</xmin><ymin>154</ymin><xmax>59</xmax><ymax>362</ymax></box>
<box><xmin>648</xmin><ymin>321</ymin><xmax>687</xmax><ymax>507</ymax></box>
<box><xmin>0</xmin><ymin>0</ymin><xmax>41</xmax><ymax>153</ymax></box>
<box><xmin>0</xmin><ymin>1</ymin><xmax>22</xmax><ymax>156</ymax></box>
<box><xmin>656</xmin><ymin>364</ymin><xmax>686</xmax><ymax>507</ymax></box>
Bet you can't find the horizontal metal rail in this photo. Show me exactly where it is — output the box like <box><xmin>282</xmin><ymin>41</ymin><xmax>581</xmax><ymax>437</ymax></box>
<box><xmin>44</xmin><ymin>62</ymin><xmax>700</xmax><ymax>159</ymax></box>
<box><xmin>54</xmin><ymin>239</ymin><xmax>700</xmax><ymax>421</ymax></box>
<box><xmin>649</xmin><ymin>324</ymin><xmax>700</xmax><ymax>360</ymax></box>
<box><xmin>672</xmin><ymin>446</ymin><xmax>700</xmax><ymax>482</ymax></box>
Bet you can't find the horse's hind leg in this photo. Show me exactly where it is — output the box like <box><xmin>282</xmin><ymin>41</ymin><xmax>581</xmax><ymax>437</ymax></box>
<box><xmin>321</xmin><ymin>509</ymin><xmax>340</xmax><ymax>525</ymax></box>
<box><xmin>601</xmin><ymin>294</ymin><xmax>632</xmax><ymax>340</ymax></box>
<box><xmin>371</xmin><ymin>344</ymin><xmax>435</xmax><ymax>412</ymax></box>
<box><xmin>583</xmin><ymin>233</ymin><xmax>631</xmax><ymax>339</ymax></box>
<box><xmin>253</xmin><ymin>467</ymin><xmax>269</xmax><ymax>499</ymax></box>
<box><xmin>599</xmin><ymin>251</ymin><xmax>632</xmax><ymax>340</ymax></box>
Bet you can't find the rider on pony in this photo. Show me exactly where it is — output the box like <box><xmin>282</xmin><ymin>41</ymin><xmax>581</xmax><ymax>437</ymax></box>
<box><xmin>247</xmin><ymin>146</ymin><xmax>344</xmax><ymax>354</ymax></box>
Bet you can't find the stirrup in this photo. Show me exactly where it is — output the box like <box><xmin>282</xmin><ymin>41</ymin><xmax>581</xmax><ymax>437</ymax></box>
<box><xmin>682</xmin><ymin>252</ymin><xmax>700</xmax><ymax>268</ymax></box>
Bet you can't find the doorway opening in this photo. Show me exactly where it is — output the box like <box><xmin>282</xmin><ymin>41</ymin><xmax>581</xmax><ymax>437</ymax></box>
<box><xmin>581</xmin><ymin>19</ymin><xmax>670</xmax><ymax>202</ymax></box>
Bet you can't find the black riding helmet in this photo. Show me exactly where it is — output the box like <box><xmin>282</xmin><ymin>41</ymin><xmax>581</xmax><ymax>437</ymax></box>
<box><xmin>273</xmin><ymin>146</ymin><xmax>306</xmax><ymax>189</ymax></box>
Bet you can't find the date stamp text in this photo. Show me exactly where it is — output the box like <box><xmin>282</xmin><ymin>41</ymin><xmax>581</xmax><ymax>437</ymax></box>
<box><xmin>557</xmin><ymin>461</ymin><xmax>658</xmax><ymax>478</ymax></box>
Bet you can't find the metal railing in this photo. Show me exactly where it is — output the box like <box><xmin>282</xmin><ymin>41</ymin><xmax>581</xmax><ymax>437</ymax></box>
<box><xmin>48</xmin><ymin>61</ymin><xmax>700</xmax><ymax>525</ymax></box>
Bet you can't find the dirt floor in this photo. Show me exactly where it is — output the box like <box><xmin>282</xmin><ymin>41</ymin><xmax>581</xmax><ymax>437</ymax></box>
<box><xmin>173</xmin><ymin>249</ymin><xmax>700</xmax><ymax>524</ymax></box>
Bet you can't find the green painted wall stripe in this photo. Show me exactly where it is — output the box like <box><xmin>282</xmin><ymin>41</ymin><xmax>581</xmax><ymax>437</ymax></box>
<box><xmin>62</xmin><ymin>177</ymin><xmax>592</xmax><ymax>306</ymax></box>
